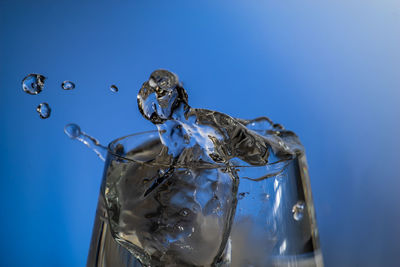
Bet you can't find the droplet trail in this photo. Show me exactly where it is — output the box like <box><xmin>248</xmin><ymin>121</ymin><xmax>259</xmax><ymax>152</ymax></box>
<box><xmin>22</xmin><ymin>74</ymin><xmax>46</xmax><ymax>95</ymax></box>
<box><xmin>64</xmin><ymin>123</ymin><xmax>107</xmax><ymax>161</ymax></box>
<box><xmin>36</xmin><ymin>102</ymin><xmax>51</xmax><ymax>119</ymax></box>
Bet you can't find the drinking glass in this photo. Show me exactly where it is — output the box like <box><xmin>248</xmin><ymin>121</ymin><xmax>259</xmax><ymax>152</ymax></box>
<box><xmin>87</xmin><ymin>131</ymin><xmax>323</xmax><ymax>267</ymax></box>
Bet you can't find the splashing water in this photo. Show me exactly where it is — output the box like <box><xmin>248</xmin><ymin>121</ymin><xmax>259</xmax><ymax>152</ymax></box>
<box><xmin>61</xmin><ymin>81</ymin><xmax>75</xmax><ymax>90</ymax></box>
<box><xmin>22</xmin><ymin>74</ymin><xmax>46</xmax><ymax>95</ymax></box>
<box><xmin>110</xmin><ymin>84</ymin><xmax>119</xmax><ymax>92</ymax></box>
<box><xmin>137</xmin><ymin>69</ymin><xmax>301</xmax><ymax>174</ymax></box>
<box><xmin>36</xmin><ymin>102</ymin><xmax>51</xmax><ymax>119</ymax></box>
<box><xmin>64</xmin><ymin>123</ymin><xmax>107</xmax><ymax>161</ymax></box>
<box><xmin>102</xmin><ymin>70</ymin><xmax>318</xmax><ymax>267</ymax></box>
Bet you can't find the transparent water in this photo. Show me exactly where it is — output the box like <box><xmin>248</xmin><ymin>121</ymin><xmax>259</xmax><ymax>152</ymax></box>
<box><xmin>110</xmin><ymin>85</ymin><xmax>119</xmax><ymax>93</ymax></box>
<box><xmin>88</xmin><ymin>136</ymin><xmax>322</xmax><ymax>267</ymax></box>
<box><xmin>105</xmin><ymin>139</ymin><xmax>236</xmax><ymax>266</ymax></box>
<box><xmin>61</xmin><ymin>81</ymin><xmax>76</xmax><ymax>90</ymax></box>
<box><xmin>64</xmin><ymin>123</ymin><xmax>107</xmax><ymax>161</ymax></box>
<box><xmin>36</xmin><ymin>102</ymin><xmax>51</xmax><ymax>119</ymax></box>
<box><xmin>22</xmin><ymin>73</ymin><xmax>77</xmax><ymax>119</ymax></box>
<box><xmin>86</xmin><ymin>70</ymin><xmax>323</xmax><ymax>266</ymax></box>
<box><xmin>22</xmin><ymin>73</ymin><xmax>46</xmax><ymax>95</ymax></box>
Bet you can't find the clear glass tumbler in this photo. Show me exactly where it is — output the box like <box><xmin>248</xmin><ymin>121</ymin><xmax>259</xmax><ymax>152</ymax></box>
<box><xmin>87</xmin><ymin>131</ymin><xmax>323</xmax><ymax>267</ymax></box>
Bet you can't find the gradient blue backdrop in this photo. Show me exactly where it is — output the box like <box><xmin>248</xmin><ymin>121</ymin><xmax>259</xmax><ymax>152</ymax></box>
<box><xmin>1</xmin><ymin>0</ymin><xmax>399</xmax><ymax>266</ymax></box>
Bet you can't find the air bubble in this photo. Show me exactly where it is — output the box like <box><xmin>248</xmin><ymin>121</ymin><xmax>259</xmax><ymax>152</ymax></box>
<box><xmin>292</xmin><ymin>201</ymin><xmax>305</xmax><ymax>221</ymax></box>
<box><xmin>36</xmin><ymin>102</ymin><xmax>51</xmax><ymax>119</ymax></box>
<box><xmin>175</xmin><ymin>224</ymin><xmax>184</xmax><ymax>232</ymax></box>
<box><xmin>22</xmin><ymin>74</ymin><xmax>46</xmax><ymax>95</ymax></box>
<box><xmin>179</xmin><ymin>208</ymin><xmax>190</xmax><ymax>217</ymax></box>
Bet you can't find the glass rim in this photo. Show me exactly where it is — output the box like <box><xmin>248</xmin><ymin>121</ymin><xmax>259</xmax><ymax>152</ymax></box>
<box><xmin>107</xmin><ymin>130</ymin><xmax>291</xmax><ymax>169</ymax></box>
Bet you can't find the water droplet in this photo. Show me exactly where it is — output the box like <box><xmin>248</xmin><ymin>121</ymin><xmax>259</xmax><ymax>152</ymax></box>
<box><xmin>36</xmin><ymin>102</ymin><xmax>51</xmax><ymax>119</ymax></box>
<box><xmin>292</xmin><ymin>201</ymin><xmax>305</xmax><ymax>221</ymax></box>
<box><xmin>238</xmin><ymin>192</ymin><xmax>249</xmax><ymax>200</ymax></box>
<box><xmin>110</xmin><ymin>84</ymin><xmax>118</xmax><ymax>92</ymax></box>
<box><xmin>61</xmin><ymin>81</ymin><xmax>75</xmax><ymax>90</ymax></box>
<box><xmin>22</xmin><ymin>74</ymin><xmax>46</xmax><ymax>95</ymax></box>
<box><xmin>64</xmin><ymin>123</ymin><xmax>81</xmax><ymax>139</ymax></box>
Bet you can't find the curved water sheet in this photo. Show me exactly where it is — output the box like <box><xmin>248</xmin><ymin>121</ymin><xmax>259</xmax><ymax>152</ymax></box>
<box><xmin>136</xmin><ymin>69</ymin><xmax>304</xmax><ymax>178</ymax></box>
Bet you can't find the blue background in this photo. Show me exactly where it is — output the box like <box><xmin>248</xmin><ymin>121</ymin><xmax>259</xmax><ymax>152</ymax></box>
<box><xmin>1</xmin><ymin>0</ymin><xmax>399</xmax><ymax>266</ymax></box>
